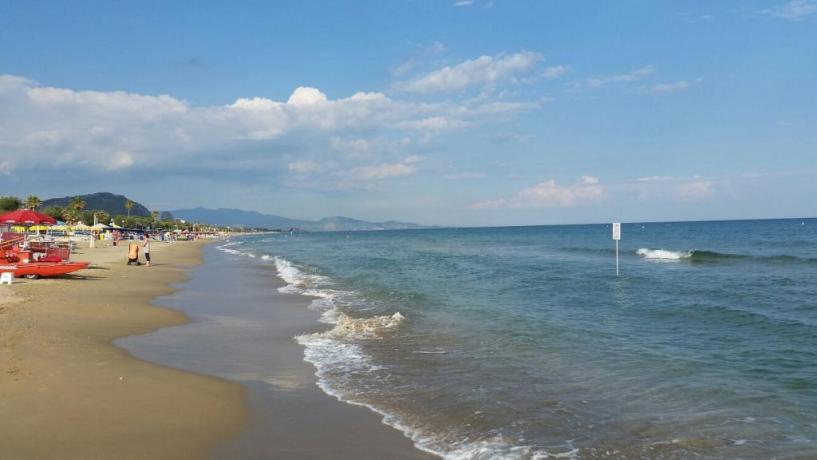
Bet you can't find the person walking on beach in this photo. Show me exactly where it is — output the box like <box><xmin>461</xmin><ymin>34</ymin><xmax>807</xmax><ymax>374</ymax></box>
<box><xmin>142</xmin><ymin>234</ymin><xmax>151</xmax><ymax>267</ymax></box>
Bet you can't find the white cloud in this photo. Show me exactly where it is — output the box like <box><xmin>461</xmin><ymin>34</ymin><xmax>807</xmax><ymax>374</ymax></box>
<box><xmin>394</xmin><ymin>51</ymin><xmax>543</xmax><ymax>94</ymax></box>
<box><xmin>0</xmin><ymin>74</ymin><xmax>537</xmax><ymax>181</ymax></box>
<box><xmin>330</xmin><ymin>136</ymin><xmax>377</xmax><ymax>158</ymax></box>
<box><xmin>454</xmin><ymin>0</ymin><xmax>474</xmax><ymax>6</ymax></box>
<box><xmin>649</xmin><ymin>81</ymin><xmax>689</xmax><ymax>94</ymax></box>
<box><xmin>585</xmin><ymin>66</ymin><xmax>654</xmax><ymax>88</ymax></box>
<box><xmin>542</xmin><ymin>65</ymin><xmax>570</xmax><ymax>79</ymax></box>
<box><xmin>108</xmin><ymin>151</ymin><xmax>134</xmax><ymax>170</ymax></box>
<box><xmin>352</xmin><ymin>162</ymin><xmax>416</xmax><ymax>180</ymax></box>
<box><xmin>286</xmin><ymin>86</ymin><xmax>329</xmax><ymax>105</ymax></box>
<box><xmin>762</xmin><ymin>0</ymin><xmax>817</xmax><ymax>19</ymax></box>
<box><xmin>637</xmin><ymin>175</ymin><xmax>677</xmax><ymax>182</ymax></box>
<box><xmin>647</xmin><ymin>78</ymin><xmax>702</xmax><ymax>95</ymax></box>
<box><xmin>471</xmin><ymin>176</ymin><xmax>604</xmax><ymax>209</ymax></box>
<box><xmin>398</xmin><ymin>116</ymin><xmax>468</xmax><ymax>132</ymax></box>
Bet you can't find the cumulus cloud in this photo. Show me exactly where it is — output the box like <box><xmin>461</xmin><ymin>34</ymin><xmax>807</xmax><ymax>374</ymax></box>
<box><xmin>0</xmin><ymin>74</ymin><xmax>537</xmax><ymax>185</ymax></box>
<box><xmin>762</xmin><ymin>0</ymin><xmax>817</xmax><ymax>19</ymax></box>
<box><xmin>394</xmin><ymin>51</ymin><xmax>543</xmax><ymax>94</ymax></box>
<box><xmin>471</xmin><ymin>176</ymin><xmax>604</xmax><ymax>209</ymax></box>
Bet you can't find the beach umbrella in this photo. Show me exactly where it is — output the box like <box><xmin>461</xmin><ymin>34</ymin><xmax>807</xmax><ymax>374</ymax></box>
<box><xmin>0</xmin><ymin>210</ymin><xmax>57</xmax><ymax>237</ymax></box>
<box><xmin>72</xmin><ymin>222</ymin><xmax>92</xmax><ymax>231</ymax></box>
<box><xmin>0</xmin><ymin>209</ymin><xmax>57</xmax><ymax>225</ymax></box>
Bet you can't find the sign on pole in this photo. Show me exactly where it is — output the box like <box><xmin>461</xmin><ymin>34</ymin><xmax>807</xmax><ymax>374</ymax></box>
<box><xmin>612</xmin><ymin>223</ymin><xmax>621</xmax><ymax>277</ymax></box>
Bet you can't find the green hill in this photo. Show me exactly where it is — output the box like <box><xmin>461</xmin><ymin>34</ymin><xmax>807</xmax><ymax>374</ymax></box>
<box><xmin>41</xmin><ymin>192</ymin><xmax>151</xmax><ymax>217</ymax></box>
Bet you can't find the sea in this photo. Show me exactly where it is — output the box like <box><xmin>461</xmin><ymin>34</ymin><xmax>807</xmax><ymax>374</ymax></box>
<box><xmin>216</xmin><ymin>218</ymin><xmax>817</xmax><ymax>459</ymax></box>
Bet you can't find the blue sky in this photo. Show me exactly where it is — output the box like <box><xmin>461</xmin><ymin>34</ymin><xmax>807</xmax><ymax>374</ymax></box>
<box><xmin>0</xmin><ymin>0</ymin><xmax>815</xmax><ymax>226</ymax></box>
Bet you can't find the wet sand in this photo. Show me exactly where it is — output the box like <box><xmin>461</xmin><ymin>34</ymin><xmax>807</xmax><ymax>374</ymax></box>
<box><xmin>0</xmin><ymin>240</ymin><xmax>248</xmax><ymax>459</ymax></box>
<box><xmin>119</xmin><ymin>245</ymin><xmax>436</xmax><ymax>459</ymax></box>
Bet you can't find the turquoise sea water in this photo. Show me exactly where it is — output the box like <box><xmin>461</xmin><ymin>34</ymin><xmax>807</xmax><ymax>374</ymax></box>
<box><xmin>222</xmin><ymin>219</ymin><xmax>817</xmax><ymax>459</ymax></box>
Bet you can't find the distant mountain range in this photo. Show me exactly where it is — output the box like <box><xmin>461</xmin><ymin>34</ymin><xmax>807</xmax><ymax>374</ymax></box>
<box><xmin>170</xmin><ymin>207</ymin><xmax>431</xmax><ymax>232</ymax></box>
<box><xmin>42</xmin><ymin>192</ymin><xmax>151</xmax><ymax>217</ymax></box>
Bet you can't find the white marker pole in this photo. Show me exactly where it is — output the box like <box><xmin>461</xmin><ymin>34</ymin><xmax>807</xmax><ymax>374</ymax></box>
<box><xmin>612</xmin><ymin>222</ymin><xmax>621</xmax><ymax>277</ymax></box>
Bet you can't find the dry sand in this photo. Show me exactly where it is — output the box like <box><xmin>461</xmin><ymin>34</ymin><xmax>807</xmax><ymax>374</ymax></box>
<box><xmin>0</xmin><ymin>240</ymin><xmax>248</xmax><ymax>459</ymax></box>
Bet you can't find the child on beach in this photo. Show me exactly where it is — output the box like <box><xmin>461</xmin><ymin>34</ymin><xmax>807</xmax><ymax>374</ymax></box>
<box><xmin>142</xmin><ymin>235</ymin><xmax>151</xmax><ymax>267</ymax></box>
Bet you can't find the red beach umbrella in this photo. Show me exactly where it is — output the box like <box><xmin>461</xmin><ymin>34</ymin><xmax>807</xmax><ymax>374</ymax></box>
<box><xmin>0</xmin><ymin>209</ymin><xmax>58</xmax><ymax>225</ymax></box>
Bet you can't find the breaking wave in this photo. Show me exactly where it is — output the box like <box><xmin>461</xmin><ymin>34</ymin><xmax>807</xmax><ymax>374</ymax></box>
<box><xmin>636</xmin><ymin>248</ymin><xmax>691</xmax><ymax>260</ymax></box>
<box><xmin>272</xmin><ymin>255</ymin><xmax>557</xmax><ymax>460</ymax></box>
<box><xmin>637</xmin><ymin>248</ymin><xmax>817</xmax><ymax>264</ymax></box>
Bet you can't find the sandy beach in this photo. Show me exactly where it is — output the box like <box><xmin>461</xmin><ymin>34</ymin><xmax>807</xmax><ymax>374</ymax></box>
<box><xmin>0</xmin><ymin>240</ymin><xmax>248</xmax><ymax>459</ymax></box>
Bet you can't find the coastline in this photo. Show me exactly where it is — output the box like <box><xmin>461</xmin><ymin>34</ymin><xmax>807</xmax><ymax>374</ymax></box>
<box><xmin>119</xmin><ymin>243</ymin><xmax>436</xmax><ymax>459</ymax></box>
<box><xmin>0</xmin><ymin>240</ymin><xmax>248</xmax><ymax>459</ymax></box>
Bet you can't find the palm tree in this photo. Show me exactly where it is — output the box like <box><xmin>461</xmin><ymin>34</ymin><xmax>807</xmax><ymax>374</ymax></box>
<box><xmin>125</xmin><ymin>200</ymin><xmax>134</xmax><ymax>218</ymax></box>
<box><xmin>69</xmin><ymin>197</ymin><xmax>86</xmax><ymax>212</ymax></box>
<box><xmin>151</xmin><ymin>210</ymin><xmax>159</xmax><ymax>223</ymax></box>
<box><xmin>63</xmin><ymin>208</ymin><xmax>79</xmax><ymax>225</ymax></box>
<box><xmin>25</xmin><ymin>195</ymin><xmax>41</xmax><ymax>210</ymax></box>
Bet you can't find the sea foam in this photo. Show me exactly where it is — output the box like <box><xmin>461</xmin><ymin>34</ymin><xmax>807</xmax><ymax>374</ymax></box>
<box><xmin>636</xmin><ymin>248</ymin><xmax>690</xmax><ymax>260</ymax></box>
<box><xmin>271</xmin><ymin>255</ymin><xmax>562</xmax><ymax>460</ymax></box>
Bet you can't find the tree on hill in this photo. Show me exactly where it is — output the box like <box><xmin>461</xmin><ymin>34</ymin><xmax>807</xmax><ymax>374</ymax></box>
<box><xmin>62</xmin><ymin>197</ymin><xmax>87</xmax><ymax>224</ymax></box>
<box><xmin>0</xmin><ymin>196</ymin><xmax>22</xmax><ymax>212</ymax></box>
<box><xmin>94</xmin><ymin>210</ymin><xmax>111</xmax><ymax>226</ymax></box>
<box><xmin>25</xmin><ymin>195</ymin><xmax>41</xmax><ymax>210</ymax></box>
<box><xmin>62</xmin><ymin>209</ymin><xmax>78</xmax><ymax>224</ymax></box>
<box><xmin>126</xmin><ymin>200</ymin><xmax>134</xmax><ymax>218</ymax></box>
<box><xmin>40</xmin><ymin>193</ymin><xmax>151</xmax><ymax>218</ymax></box>
<box><xmin>69</xmin><ymin>197</ymin><xmax>86</xmax><ymax>212</ymax></box>
<box><xmin>42</xmin><ymin>206</ymin><xmax>64</xmax><ymax>221</ymax></box>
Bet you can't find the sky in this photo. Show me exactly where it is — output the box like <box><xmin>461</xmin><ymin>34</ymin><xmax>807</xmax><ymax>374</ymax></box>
<box><xmin>0</xmin><ymin>0</ymin><xmax>815</xmax><ymax>226</ymax></box>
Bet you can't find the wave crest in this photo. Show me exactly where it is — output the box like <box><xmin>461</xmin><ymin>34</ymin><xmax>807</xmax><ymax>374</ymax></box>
<box><xmin>636</xmin><ymin>248</ymin><xmax>690</xmax><ymax>260</ymax></box>
<box><xmin>326</xmin><ymin>312</ymin><xmax>406</xmax><ymax>341</ymax></box>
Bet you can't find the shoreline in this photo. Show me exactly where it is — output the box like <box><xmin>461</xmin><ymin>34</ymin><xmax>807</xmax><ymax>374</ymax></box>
<box><xmin>119</xmin><ymin>243</ymin><xmax>436</xmax><ymax>459</ymax></box>
<box><xmin>0</xmin><ymin>240</ymin><xmax>248</xmax><ymax>459</ymax></box>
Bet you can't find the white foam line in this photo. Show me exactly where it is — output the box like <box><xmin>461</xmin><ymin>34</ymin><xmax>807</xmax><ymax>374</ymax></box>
<box><xmin>270</xmin><ymin>255</ymin><xmax>564</xmax><ymax>460</ymax></box>
<box><xmin>636</xmin><ymin>248</ymin><xmax>690</xmax><ymax>261</ymax></box>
